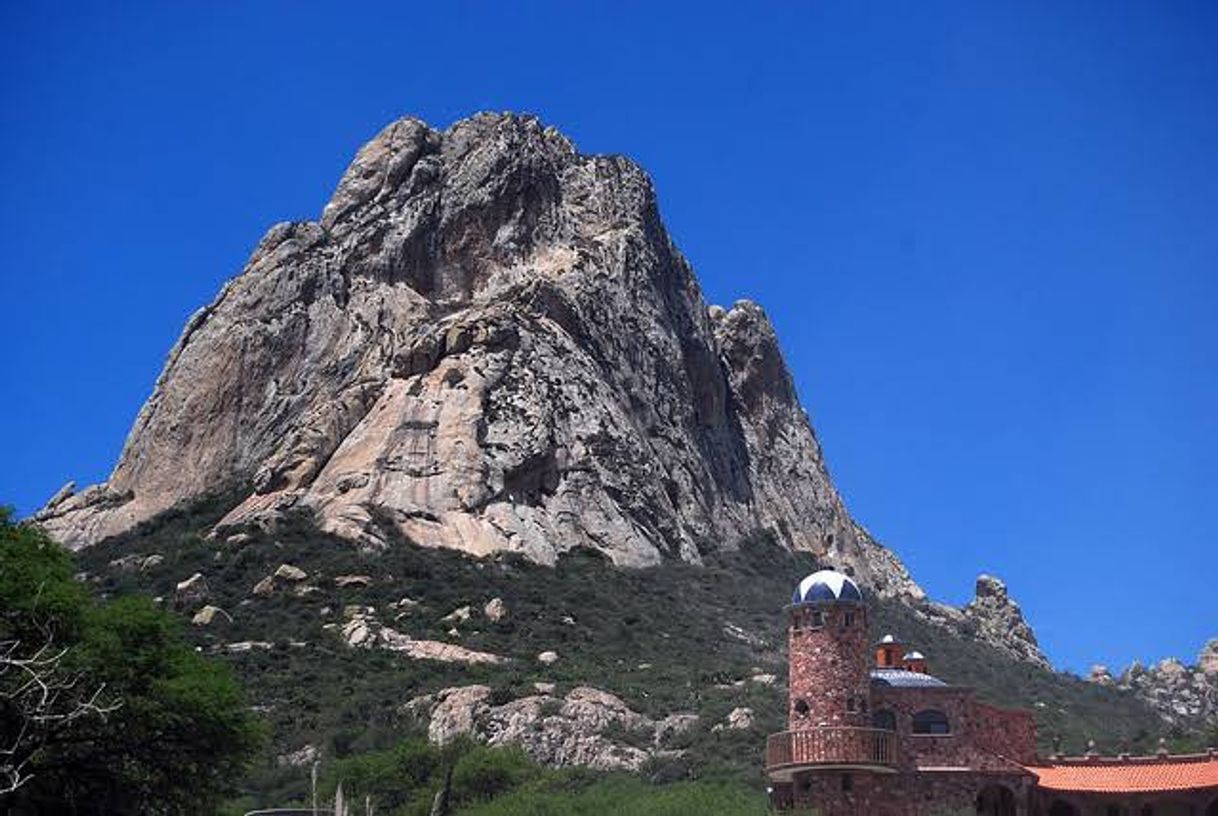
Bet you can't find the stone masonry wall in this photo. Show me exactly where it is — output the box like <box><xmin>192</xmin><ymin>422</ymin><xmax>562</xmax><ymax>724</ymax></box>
<box><xmin>972</xmin><ymin>700</ymin><xmax>1037</xmax><ymax>765</ymax></box>
<box><xmin>789</xmin><ymin>602</ymin><xmax>871</xmax><ymax>729</ymax></box>
<box><xmin>779</xmin><ymin>769</ymin><xmax>1035</xmax><ymax>816</ymax></box>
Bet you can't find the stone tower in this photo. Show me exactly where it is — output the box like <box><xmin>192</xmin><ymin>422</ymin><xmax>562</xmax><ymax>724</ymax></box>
<box><xmin>787</xmin><ymin>569</ymin><xmax>872</xmax><ymax>729</ymax></box>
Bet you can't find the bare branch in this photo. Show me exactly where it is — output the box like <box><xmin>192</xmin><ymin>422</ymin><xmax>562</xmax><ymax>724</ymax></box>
<box><xmin>0</xmin><ymin>637</ymin><xmax>121</xmax><ymax>795</ymax></box>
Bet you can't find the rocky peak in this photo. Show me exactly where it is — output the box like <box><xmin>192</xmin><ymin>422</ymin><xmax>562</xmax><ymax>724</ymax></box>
<box><xmin>961</xmin><ymin>574</ymin><xmax>1049</xmax><ymax>668</ymax></box>
<box><xmin>34</xmin><ymin>112</ymin><xmax>922</xmax><ymax>597</ymax></box>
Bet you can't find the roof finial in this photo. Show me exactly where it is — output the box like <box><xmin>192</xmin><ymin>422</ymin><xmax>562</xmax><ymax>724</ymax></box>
<box><xmin>1157</xmin><ymin>737</ymin><xmax>1169</xmax><ymax>758</ymax></box>
<box><xmin>1086</xmin><ymin>738</ymin><xmax>1098</xmax><ymax>758</ymax></box>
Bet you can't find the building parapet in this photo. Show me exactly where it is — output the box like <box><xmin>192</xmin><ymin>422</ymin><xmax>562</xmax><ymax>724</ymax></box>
<box><xmin>765</xmin><ymin>726</ymin><xmax>899</xmax><ymax>779</ymax></box>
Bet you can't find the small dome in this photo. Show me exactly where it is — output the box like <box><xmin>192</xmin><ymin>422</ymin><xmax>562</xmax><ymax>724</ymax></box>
<box><xmin>878</xmin><ymin>634</ymin><xmax>899</xmax><ymax>644</ymax></box>
<box><xmin>792</xmin><ymin>569</ymin><xmax>863</xmax><ymax>604</ymax></box>
<box><xmin>904</xmin><ymin>650</ymin><xmax>925</xmax><ymax>660</ymax></box>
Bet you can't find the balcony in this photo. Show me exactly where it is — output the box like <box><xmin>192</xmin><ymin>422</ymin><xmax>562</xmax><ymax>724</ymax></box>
<box><xmin>765</xmin><ymin>727</ymin><xmax>899</xmax><ymax>780</ymax></box>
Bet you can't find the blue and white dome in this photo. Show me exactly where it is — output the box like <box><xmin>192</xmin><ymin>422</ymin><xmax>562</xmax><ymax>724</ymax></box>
<box><xmin>791</xmin><ymin>569</ymin><xmax>863</xmax><ymax>604</ymax></box>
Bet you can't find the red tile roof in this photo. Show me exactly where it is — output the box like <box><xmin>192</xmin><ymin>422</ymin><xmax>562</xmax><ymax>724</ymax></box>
<box><xmin>1029</xmin><ymin>755</ymin><xmax>1218</xmax><ymax>794</ymax></box>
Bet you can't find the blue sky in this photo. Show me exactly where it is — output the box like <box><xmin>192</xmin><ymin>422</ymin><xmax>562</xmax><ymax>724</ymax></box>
<box><xmin>1</xmin><ymin>2</ymin><xmax>1215</xmax><ymax>674</ymax></box>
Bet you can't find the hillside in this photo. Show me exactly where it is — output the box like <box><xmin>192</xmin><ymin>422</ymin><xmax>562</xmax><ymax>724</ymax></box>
<box><xmin>73</xmin><ymin>494</ymin><xmax>1204</xmax><ymax>809</ymax></box>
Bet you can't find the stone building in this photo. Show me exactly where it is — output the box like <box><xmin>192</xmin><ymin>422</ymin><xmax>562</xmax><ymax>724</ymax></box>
<box><xmin>765</xmin><ymin>569</ymin><xmax>1218</xmax><ymax>815</ymax></box>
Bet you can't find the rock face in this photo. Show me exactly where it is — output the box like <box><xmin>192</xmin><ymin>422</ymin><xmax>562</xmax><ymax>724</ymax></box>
<box><xmin>1089</xmin><ymin>640</ymin><xmax>1218</xmax><ymax>725</ymax></box>
<box><xmin>962</xmin><ymin>574</ymin><xmax>1048</xmax><ymax>668</ymax></box>
<box><xmin>34</xmin><ymin>112</ymin><xmax>921</xmax><ymax>596</ymax></box>
<box><xmin>914</xmin><ymin>574</ymin><xmax>1050</xmax><ymax>669</ymax></box>
<box><xmin>417</xmin><ymin>684</ymin><xmax>696</xmax><ymax>771</ymax></box>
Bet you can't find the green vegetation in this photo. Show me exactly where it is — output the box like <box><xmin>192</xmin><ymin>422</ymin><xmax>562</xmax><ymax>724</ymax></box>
<box><xmin>456</xmin><ymin>773</ymin><xmax>769</xmax><ymax>816</ymax></box>
<box><xmin>268</xmin><ymin>734</ymin><xmax>767</xmax><ymax>816</ymax></box>
<box><xmin>55</xmin><ymin>493</ymin><xmax>1206</xmax><ymax>811</ymax></box>
<box><xmin>0</xmin><ymin>507</ymin><xmax>263</xmax><ymax>815</ymax></box>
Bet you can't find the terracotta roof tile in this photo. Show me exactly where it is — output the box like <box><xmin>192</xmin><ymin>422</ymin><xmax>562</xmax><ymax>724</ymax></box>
<box><xmin>1029</xmin><ymin>755</ymin><xmax>1218</xmax><ymax>794</ymax></box>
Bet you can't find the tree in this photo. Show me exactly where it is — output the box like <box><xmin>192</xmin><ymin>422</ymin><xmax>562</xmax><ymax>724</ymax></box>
<box><xmin>0</xmin><ymin>508</ymin><xmax>263</xmax><ymax>814</ymax></box>
<box><xmin>1</xmin><ymin>637</ymin><xmax>120</xmax><ymax>794</ymax></box>
<box><xmin>0</xmin><ymin>506</ymin><xmax>117</xmax><ymax>796</ymax></box>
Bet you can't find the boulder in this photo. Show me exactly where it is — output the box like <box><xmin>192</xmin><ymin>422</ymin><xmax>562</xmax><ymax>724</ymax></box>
<box><xmin>277</xmin><ymin>744</ymin><xmax>320</xmax><ymax>768</ymax></box>
<box><xmin>192</xmin><ymin>605</ymin><xmax>232</xmax><ymax>626</ymax></box>
<box><xmin>334</xmin><ymin>575</ymin><xmax>372</xmax><ymax>588</ymax></box>
<box><xmin>274</xmin><ymin>564</ymin><xmax>308</xmax><ymax>582</ymax></box>
<box><xmin>428</xmin><ymin>685</ymin><xmax>493</xmax><ymax>745</ymax></box>
<box><xmin>1088</xmin><ymin>665</ymin><xmax>1114</xmax><ymax>686</ymax></box>
<box><xmin>537</xmin><ymin>650</ymin><xmax>559</xmax><ymax>666</ymax></box>
<box><xmin>225</xmin><ymin>641</ymin><xmax>273</xmax><ymax>652</ymax></box>
<box><xmin>484</xmin><ymin>597</ymin><xmax>508</xmax><ymax>622</ymax></box>
<box><xmin>108</xmin><ymin>554</ymin><xmax>144</xmax><ymax>573</ymax></box>
<box><xmin>724</xmin><ymin>707</ymin><xmax>755</xmax><ymax>730</ymax></box>
<box><xmin>441</xmin><ymin>605</ymin><xmax>472</xmax><ymax>624</ymax></box>
<box><xmin>174</xmin><ymin>573</ymin><xmax>209</xmax><ymax>608</ymax></box>
<box><xmin>338</xmin><ymin>610</ymin><xmax>506</xmax><ymax>665</ymax></box>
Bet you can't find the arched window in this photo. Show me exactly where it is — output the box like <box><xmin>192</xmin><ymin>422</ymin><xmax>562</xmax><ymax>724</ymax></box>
<box><xmin>794</xmin><ymin>699</ymin><xmax>810</xmax><ymax>719</ymax></box>
<box><xmin>911</xmin><ymin>709</ymin><xmax>950</xmax><ymax>734</ymax></box>
<box><xmin>872</xmin><ymin>709</ymin><xmax>896</xmax><ymax>731</ymax></box>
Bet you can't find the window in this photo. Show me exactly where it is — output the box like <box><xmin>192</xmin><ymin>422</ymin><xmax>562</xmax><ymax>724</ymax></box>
<box><xmin>872</xmin><ymin>709</ymin><xmax>896</xmax><ymax>731</ymax></box>
<box><xmin>794</xmin><ymin>699</ymin><xmax>810</xmax><ymax>719</ymax></box>
<box><xmin>912</xmin><ymin>709</ymin><xmax>950</xmax><ymax>735</ymax></box>
<box><xmin>841</xmin><ymin>773</ymin><xmax>853</xmax><ymax>792</ymax></box>
<box><xmin>846</xmin><ymin>696</ymin><xmax>857</xmax><ymax>713</ymax></box>
<box><xmin>843</xmin><ymin>612</ymin><xmax>855</xmax><ymax>627</ymax></box>
<box><xmin>809</xmin><ymin>610</ymin><xmax>824</xmax><ymax>628</ymax></box>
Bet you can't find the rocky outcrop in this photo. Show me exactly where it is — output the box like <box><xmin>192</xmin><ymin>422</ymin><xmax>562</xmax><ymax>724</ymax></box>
<box><xmin>962</xmin><ymin>574</ymin><xmax>1047</xmax><ymax>668</ymax></box>
<box><xmin>414</xmin><ymin>684</ymin><xmax>696</xmax><ymax>771</ymax></box>
<box><xmin>912</xmin><ymin>574</ymin><xmax>1049</xmax><ymax>669</ymax></box>
<box><xmin>34</xmin><ymin>112</ymin><xmax>921</xmax><ymax>598</ymax></box>
<box><xmin>714</xmin><ymin>706</ymin><xmax>755</xmax><ymax>731</ymax></box>
<box><xmin>335</xmin><ymin>608</ymin><xmax>506</xmax><ymax>665</ymax></box>
<box><xmin>1088</xmin><ymin>640</ymin><xmax>1218</xmax><ymax>725</ymax></box>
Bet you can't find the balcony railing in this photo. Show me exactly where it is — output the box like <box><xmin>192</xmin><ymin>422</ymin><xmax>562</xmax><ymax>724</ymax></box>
<box><xmin>765</xmin><ymin>727</ymin><xmax>898</xmax><ymax>773</ymax></box>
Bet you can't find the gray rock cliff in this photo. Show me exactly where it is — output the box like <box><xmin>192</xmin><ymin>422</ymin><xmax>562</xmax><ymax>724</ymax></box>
<box><xmin>36</xmin><ymin>113</ymin><xmax>922</xmax><ymax>596</ymax></box>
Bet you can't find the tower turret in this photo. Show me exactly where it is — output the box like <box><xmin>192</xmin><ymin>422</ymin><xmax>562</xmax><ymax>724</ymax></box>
<box><xmin>787</xmin><ymin>568</ymin><xmax>871</xmax><ymax>729</ymax></box>
<box><xmin>875</xmin><ymin>633</ymin><xmax>903</xmax><ymax>669</ymax></box>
